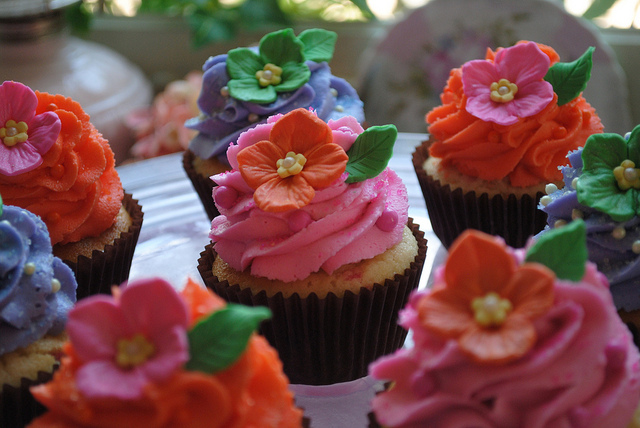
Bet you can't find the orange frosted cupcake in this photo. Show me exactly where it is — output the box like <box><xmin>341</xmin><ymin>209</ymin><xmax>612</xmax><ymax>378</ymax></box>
<box><xmin>0</xmin><ymin>81</ymin><xmax>143</xmax><ymax>298</ymax></box>
<box><xmin>414</xmin><ymin>41</ymin><xmax>603</xmax><ymax>248</ymax></box>
<box><xmin>28</xmin><ymin>277</ymin><xmax>304</xmax><ymax>428</ymax></box>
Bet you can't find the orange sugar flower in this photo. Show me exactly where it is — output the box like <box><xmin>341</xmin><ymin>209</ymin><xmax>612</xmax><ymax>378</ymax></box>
<box><xmin>237</xmin><ymin>108</ymin><xmax>348</xmax><ymax>212</ymax></box>
<box><xmin>417</xmin><ymin>230</ymin><xmax>555</xmax><ymax>365</ymax></box>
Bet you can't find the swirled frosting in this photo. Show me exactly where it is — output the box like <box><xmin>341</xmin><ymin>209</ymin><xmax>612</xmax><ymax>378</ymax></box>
<box><xmin>0</xmin><ymin>204</ymin><xmax>76</xmax><ymax>355</ymax></box>
<box><xmin>540</xmin><ymin>148</ymin><xmax>640</xmax><ymax>311</ymax></box>
<box><xmin>426</xmin><ymin>43</ymin><xmax>603</xmax><ymax>188</ymax></box>
<box><xmin>370</xmin><ymin>254</ymin><xmax>640</xmax><ymax>428</ymax></box>
<box><xmin>186</xmin><ymin>51</ymin><xmax>365</xmax><ymax>163</ymax></box>
<box><xmin>0</xmin><ymin>92</ymin><xmax>123</xmax><ymax>245</ymax></box>
<box><xmin>209</xmin><ymin>113</ymin><xmax>408</xmax><ymax>282</ymax></box>
<box><xmin>29</xmin><ymin>279</ymin><xmax>303</xmax><ymax>428</ymax></box>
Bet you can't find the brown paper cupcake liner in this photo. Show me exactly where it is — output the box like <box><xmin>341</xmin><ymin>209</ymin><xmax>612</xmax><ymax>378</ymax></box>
<box><xmin>63</xmin><ymin>193</ymin><xmax>144</xmax><ymax>299</ymax></box>
<box><xmin>183</xmin><ymin>150</ymin><xmax>220</xmax><ymax>220</ymax></box>
<box><xmin>198</xmin><ymin>219</ymin><xmax>427</xmax><ymax>386</ymax></box>
<box><xmin>0</xmin><ymin>370</ymin><xmax>54</xmax><ymax>428</ymax></box>
<box><xmin>413</xmin><ymin>141</ymin><xmax>547</xmax><ymax>249</ymax></box>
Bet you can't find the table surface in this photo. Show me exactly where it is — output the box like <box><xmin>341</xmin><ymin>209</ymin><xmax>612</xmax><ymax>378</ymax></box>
<box><xmin>117</xmin><ymin>132</ymin><xmax>441</xmax><ymax>291</ymax></box>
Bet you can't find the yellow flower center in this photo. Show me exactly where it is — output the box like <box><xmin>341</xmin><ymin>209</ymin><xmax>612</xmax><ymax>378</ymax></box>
<box><xmin>490</xmin><ymin>79</ymin><xmax>518</xmax><ymax>103</ymax></box>
<box><xmin>471</xmin><ymin>292</ymin><xmax>513</xmax><ymax>327</ymax></box>
<box><xmin>116</xmin><ymin>334</ymin><xmax>155</xmax><ymax>368</ymax></box>
<box><xmin>277</xmin><ymin>151</ymin><xmax>306</xmax><ymax>178</ymax></box>
<box><xmin>0</xmin><ymin>120</ymin><xmax>28</xmax><ymax>147</ymax></box>
<box><xmin>613</xmin><ymin>159</ymin><xmax>640</xmax><ymax>190</ymax></box>
<box><xmin>256</xmin><ymin>63</ymin><xmax>283</xmax><ymax>87</ymax></box>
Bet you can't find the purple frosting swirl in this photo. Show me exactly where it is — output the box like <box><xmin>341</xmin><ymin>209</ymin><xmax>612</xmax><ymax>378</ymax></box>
<box><xmin>0</xmin><ymin>205</ymin><xmax>77</xmax><ymax>355</ymax></box>
<box><xmin>539</xmin><ymin>148</ymin><xmax>640</xmax><ymax>311</ymax></box>
<box><xmin>185</xmin><ymin>50</ymin><xmax>365</xmax><ymax>163</ymax></box>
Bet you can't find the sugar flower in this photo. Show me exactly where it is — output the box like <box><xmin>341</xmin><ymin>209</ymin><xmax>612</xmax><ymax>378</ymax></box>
<box><xmin>66</xmin><ymin>278</ymin><xmax>190</xmax><ymax>400</ymax></box>
<box><xmin>0</xmin><ymin>81</ymin><xmax>61</xmax><ymax>176</ymax></box>
<box><xmin>237</xmin><ymin>108</ymin><xmax>348</xmax><ymax>212</ymax></box>
<box><xmin>462</xmin><ymin>42</ymin><xmax>554</xmax><ymax>126</ymax></box>
<box><xmin>417</xmin><ymin>230</ymin><xmax>555</xmax><ymax>364</ymax></box>
<box><xmin>577</xmin><ymin>125</ymin><xmax>640</xmax><ymax>222</ymax></box>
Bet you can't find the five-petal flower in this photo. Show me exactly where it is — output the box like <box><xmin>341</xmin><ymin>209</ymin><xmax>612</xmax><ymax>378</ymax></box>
<box><xmin>577</xmin><ymin>125</ymin><xmax>640</xmax><ymax>222</ymax></box>
<box><xmin>0</xmin><ymin>81</ymin><xmax>61</xmax><ymax>176</ymax></box>
<box><xmin>237</xmin><ymin>108</ymin><xmax>349</xmax><ymax>212</ymax></box>
<box><xmin>66</xmin><ymin>278</ymin><xmax>190</xmax><ymax>400</ymax></box>
<box><xmin>461</xmin><ymin>42</ymin><xmax>554</xmax><ymax>126</ymax></box>
<box><xmin>416</xmin><ymin>230</ymin><xmax>555</xmax><ymax>364</ymax></box>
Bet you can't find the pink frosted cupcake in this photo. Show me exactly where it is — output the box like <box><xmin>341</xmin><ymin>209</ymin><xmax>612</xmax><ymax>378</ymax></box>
<box><xmin>369</xmin><ymin>222</ymin><xmax>640</xmax><ymax>427</ymax></box>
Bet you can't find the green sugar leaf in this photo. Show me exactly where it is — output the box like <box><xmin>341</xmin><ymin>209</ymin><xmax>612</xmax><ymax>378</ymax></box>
<box><xmin>544</xmin><ymin>46</ymin><xmax>594</xmax><ymax>105</ymax></box>
<box><xmin>298</xmin><ymin>29</ymin><xmax>337</xmax><ymax>63</ymax></box>
<box><xmin>345</xmin><ymin>125</ymin><xmax>397</xmax><ymax>184</ymax></box>
<box><xmin>525</xmin><ymin>219</ymin><xmax>587</xmax><ymax>282</ymax></box>
<box><xmin>185</xmin><ymin>304</ymin><xmax>272</xmax><ymax>374</ymax></box>
<box><xmin>226</xmin><ymin>48</ymin><xmax>264</xmax><ymax>80</ymax></box>
<box><xmin>259</xmin><ymin>28</ymin><xmax>305</xmax><ymax>65</ymax></box>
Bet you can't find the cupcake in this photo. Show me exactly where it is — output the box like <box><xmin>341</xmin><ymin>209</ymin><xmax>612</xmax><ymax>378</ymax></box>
<box><xmin>0</xmin><ymin>81</ymin><xmax>143</xmax><ymax>298</ymax></box>
<box><xmin>183</xmin><ymin>27</ymin><xmax>365</xmax><ymax>220</ymax></box>
<box><xmin>414</xmin><ymin>41</ymin><xmax>603</xmax><ymax>249</ymax></box>
<box><xmin>369</xmin><ymin>222</ymin><xmax>640</xmax><ymax>427</ymax></box>
<box><xmin>0</xmin><ymin>196</ymin><xmax>77</xmax><ymax>428</ymax></box>
<box><xmin>198</xmin><ymin>107</ymin><xmax>427</xmax><ymax>385</ymax></box>
<box><xmin>539</xmin><ymin>125</ymin><xmax>640</xmax><ymax>343</ymax></box>
<box><xmin>29</xmin><ymin>277</ymin><xmax>305</xmax><ymax>427</ymax></box>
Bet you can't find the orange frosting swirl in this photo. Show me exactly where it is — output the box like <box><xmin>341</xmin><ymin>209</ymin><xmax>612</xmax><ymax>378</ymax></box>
<box><xmin>0</xmin><ymin>92</ymin><xmax>123</xmax><ymax>245</ymax></box>
<box><xmin>28</xmin><ymin>280</ymin><xmax>304</xmax><ymax>428</ymax></box>
<box><xmin>426</xmin><ymin>44</ymin><xmax>603</xmax><ymax>188</ymax></box>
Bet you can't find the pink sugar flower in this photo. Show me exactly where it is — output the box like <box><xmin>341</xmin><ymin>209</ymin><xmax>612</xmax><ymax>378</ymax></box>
<box><xmin>462</xmin><ymin>42</ymin><xmax>554</xmax><ymax>126</ymax></box>
<box><xmin>66</xmin><ymin>278</ymin><xmax>190</xmax><ymax>400</ymax></box>
<box><xmin>0</xmin><ymin>81</ymin><xmax>61</xmax><ymax>176</ymax></box>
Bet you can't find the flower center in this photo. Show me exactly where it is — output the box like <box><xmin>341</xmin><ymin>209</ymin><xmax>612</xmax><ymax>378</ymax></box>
<box><xmin>116</xmin><ymin>334</ymin><xmax>155</xmax><ymax>368</ymax></box>
<box><xmin>471</xmin><ymin>292</ymin><xmax>513</xmax><ymax>327</ymax></box>
<box><xmin>613</xmin><ymin>159</ymin><xmax>640</xmax><ymax>190</ymax></box>
<box><xmin>490</xmin><ymin>79</ymin><xmax>518</xmax><ymax>103</ymax></box>
<box><xmin>277</xmin><ymin>151</ymin><xmax>307</xmax><ymax>178</ymax></box>
<box><xmin>256</xmin><ymin>63</ymin><xmax>283</xmax><ymax>87</ymax></box>
<box><xmin>0</xmin><ymin>120</ymin><xmax>28</xmax><ymax>147</ymax></box>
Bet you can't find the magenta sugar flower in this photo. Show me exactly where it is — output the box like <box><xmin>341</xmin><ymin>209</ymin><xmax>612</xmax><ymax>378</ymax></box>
<box><xmin>461</xmin><ymin>42</ymin><xmax>554</xmax><ymax>126</ymax></box>
<box><xmin>0</xmin><ymin>81</ymin><xmax>61</xmax><ymax>176</ymax></box>
<box><xmin>65</xmin><ymin>278</ymin><xmax>190</xmax><ymax>400</ymax></box>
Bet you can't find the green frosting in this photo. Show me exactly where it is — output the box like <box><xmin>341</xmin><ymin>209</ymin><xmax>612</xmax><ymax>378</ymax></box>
<box><xmin>185</xmin><ymin>303</ymin><xmax>272</xmax><ymax>374</ymax></box>
<box><xmin>577</xmin><ymin>124</ymin><xmax>640</xmax><ymax>222</ymax></box>
<box><xmin>544</xmin><ymin>46</ymin><xmax>594</xmax><ymax>106</ymax></box>
<box><xmin>345</xmin><ymin>125</ymin><xmax>397</xmax><ymax>184</ymax></box>
<box><xmin>226</xmin><ymin>28</ymin><xmax>337</xmax><ymax>104</ymax></box>
<box><xmin>526</xmin><ymin>219</ymin><xmax>587</xmax><ymax>282</ymax></box>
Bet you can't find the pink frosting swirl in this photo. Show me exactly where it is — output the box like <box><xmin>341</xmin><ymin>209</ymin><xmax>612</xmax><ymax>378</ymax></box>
<box><xmin>209</xmin><ymin>114</ymin><xmax>409</xmax><ymax>282</ymax></box>
<box><xmin>370</xmin><ymin>262</ymin><xmax>640</xmax><ymax>428</ymax></box>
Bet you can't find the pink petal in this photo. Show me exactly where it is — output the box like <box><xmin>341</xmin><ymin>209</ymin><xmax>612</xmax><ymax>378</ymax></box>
<box><xmin>495</xmin><ymin>42</ymin><xmax>550</xmax><ymax>86</ymax></box>
<box><xmin>143</xmin><ymin>325</ymin><xmax>189</xmax><ymax>382</ymax></box>
<box><xmin>0</xmin><ymin>81</ymin><xmax>37</xmax><ymax>124</ymax></box>
<box><xmin>510</xmin><ymin>80</ymin><xmax>554</xmax><ymax>117</ymax></box>
<box><xmin>461</xmin><ymin>59</ymin><xmax>499</xmax><ymax>98</ymax></box>
<box><xmin>119</xmin><ymin>278</ymin><xmax>189</xmax><ymax>335</ymax></box>
<box><xmin>76</xmin><ymin>360</ymin><xmax>149</xmax><ymax>400</ymax></box>
<box><xmin>466</xmin><ymin>96</ymin><xmax>520</xmax><ymax>126</ymax></box>
<box><xmin>27</xmin><ymin>111</ymin><xmax>61</xmax><ymax>155</ymax></box>
<box><xmin>67</xmin><ymin>297</ymin><xmax>126</xmax><ymax>361</ymax></box>
<box><xmin>0</xmin><ymin>144</ymin><xmax>43</xmax><ymax>176</ymax></box>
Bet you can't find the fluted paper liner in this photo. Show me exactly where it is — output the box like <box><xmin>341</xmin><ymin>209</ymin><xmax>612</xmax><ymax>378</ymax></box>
<box><xmin>413</xmin><ymin>140</ymin><xmax>547</xmax><ymax>249</ymax></box>
<box><xmin>198</xmin><ymin>219</ymin><xmax>427</xmax><ymax>385</ymax></box>
<box><xmin>63</xmin><ymin>193</ymin><xmax>144</xmax><ymax>299</ymax></box>
<box><xmin>0</xmin><ymin>370</ymin><xmax>54</xmax><ymax>428</ymax></box>
<box><xmin>183</xmin><ymin>150</ymin><xmax>220</xmax><ymax>220</ymax></box>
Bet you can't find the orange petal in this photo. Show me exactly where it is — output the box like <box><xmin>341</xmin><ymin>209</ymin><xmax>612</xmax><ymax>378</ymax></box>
<box><xmin>237</xmin><ymin>140</ymin><xmax>284</xmax><ymax>190</ymax></box>
<box><xmin>417</xmin><ymin>289</ymin><xmax>475</xmax><ymax>338</ymax></box>
<box><xmin>253</xmin><ymin>175</ymin><xmax>314</xmax><ymax>212</ymax></box>
<box><xmin>269</xmin><ymin>108</ymin><xmax>332</xmax><ymax>154</ymax></box>
<box><xmin>300</xmin><ymin>143</ymin><xmax>348</xmax><ymax>189</ymax></box>
<box><xmin>505</xmin><ymin>264</ymin><xmax>555</xmax><ymax>320</ymax></box>
<box><xmin>445</xmin><ymin>230</ymin><xmax>517</xmax><ymax>295</ymax></box>
<box><xmin>459</xmin><ymin>314</ymin><xmax>536</xmax><ymax>365</ymax></box>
